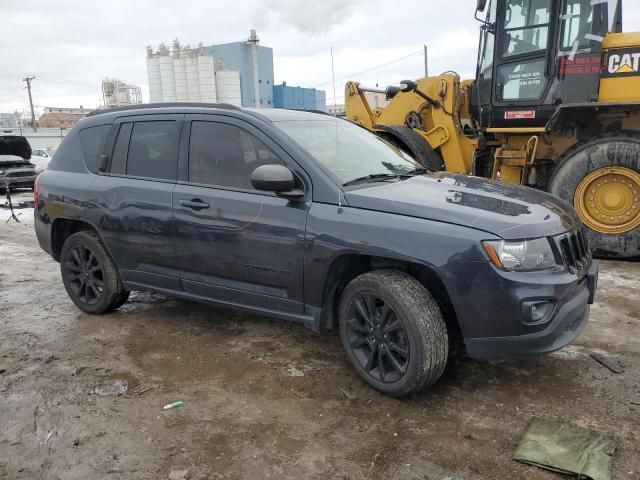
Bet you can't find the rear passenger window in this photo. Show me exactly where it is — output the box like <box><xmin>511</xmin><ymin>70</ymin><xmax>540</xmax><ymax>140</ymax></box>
<box><xmin>79</xmin><ymin>125</ymin><xmax>111</xmax><ymax>173</ymax></box>
<box><xmin>109</xmin><ymin>123</ymin><xmax>132</xmax><ymax>175</ymax></box>
<box><xmin>126</xmin><ymin>121</ymin><xmax>180</xmax><ymax>180</ymax></box>
<box><xmin>188</xmin><ymin>121</ymin><xmax>285</xmax><ymax>189</ymax></box>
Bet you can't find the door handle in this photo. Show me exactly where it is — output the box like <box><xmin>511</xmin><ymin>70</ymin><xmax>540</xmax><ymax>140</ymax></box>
<box><xmin>179</xmin><ymin>198</ymin><xmax>210</xmax><ymax>210</ymax></box>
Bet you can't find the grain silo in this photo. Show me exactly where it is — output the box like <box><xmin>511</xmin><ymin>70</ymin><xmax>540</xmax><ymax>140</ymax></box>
<box><xmin>173</xmin><ymin>41</ymin><xmax>188</xmax><ymax>102</ymax></box>
<box><xmin>198</xmin><ymin>54</ymin><xmax>217</xmax><ymax>103</ymax></box>
<box><xmin>185</xmin><ymin>54</ymin><xmax>201</xmax><ymax>102</ymax></box>
<box><xmin>215</xmin><ymin>68</ymin><xmax>241</xmax><ymax>106</ymax></box>
<box><xmin>146</xmin><ymin>46</ymin><xmax>162</xmax><ymax>103</ymax></box>
<box><xmin>145</xmin><ymin>36</ymin><xmax>264</xmax><ymax>105</ymax></box>
<box><xmin>158</xmin><ymin>44</ymin><xmax>176</xmax><ymax>102</ymax></box>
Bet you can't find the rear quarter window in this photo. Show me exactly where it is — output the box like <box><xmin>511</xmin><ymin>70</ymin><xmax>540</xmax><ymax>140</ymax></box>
<box><xmin>79</xmin><ymin>124</ymin><xmax>111</xmax><ymax>173</ymax></box>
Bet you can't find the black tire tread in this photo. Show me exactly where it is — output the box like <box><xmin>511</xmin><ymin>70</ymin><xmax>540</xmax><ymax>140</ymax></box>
<box><xmin>549</xmin><ymin>132</ymin><xmax>640</xmax><ymax>258</ymax></box>
<box><xmin>339</xmin><ymin>269</ymin><xmax>448</xmax><ymax>397</ymax></box>
<box><xmin>374</xmin><ymin>124</ymin><xmax>444</xmax><ymax>171</ymax></box>
<box><xmin>60</xmin><ymin>231</ymin><xmax>127</xmax><ymax>314</ymax></box>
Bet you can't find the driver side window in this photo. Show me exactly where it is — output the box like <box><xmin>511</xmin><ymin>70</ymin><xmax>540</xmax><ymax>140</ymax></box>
<box><xmin>188</xmin><ymin>121</ymin><xmax>285</xmax><ymax>190</ymax></box>
<box><xmin>502</xmin><ymin>0</ymin><xmax>551</xmax><ymax>57</ymax></box>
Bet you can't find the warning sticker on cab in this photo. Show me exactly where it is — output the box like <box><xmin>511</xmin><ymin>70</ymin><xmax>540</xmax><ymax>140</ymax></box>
<box><xmin>504</xmin><ymin>110</ymin><xmax>536</xmax><ymax>120</ymax></box>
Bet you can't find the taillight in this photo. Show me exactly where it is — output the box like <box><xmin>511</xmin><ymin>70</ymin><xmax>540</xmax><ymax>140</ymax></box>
<box><xmin>34</xmin><ymin>172</ymin><xmax>41</xmax><ymax>207</ymax></box>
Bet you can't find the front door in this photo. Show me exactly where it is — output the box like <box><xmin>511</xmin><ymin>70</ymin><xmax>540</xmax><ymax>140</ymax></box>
<box><xmin>172</xmin><ymin>115</ymin><xmax>310</xmax><ymax>314</ymax></box>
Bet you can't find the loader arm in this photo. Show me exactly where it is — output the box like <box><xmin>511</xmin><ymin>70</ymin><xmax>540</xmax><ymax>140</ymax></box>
<box><xmin>345</xmin><ymin>75</ymin><xmax>477</xmax><ymax>173</ymax></box>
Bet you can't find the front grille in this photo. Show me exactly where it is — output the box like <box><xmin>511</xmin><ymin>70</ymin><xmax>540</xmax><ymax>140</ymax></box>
<box><xmin>7</xmin><ymin>171</ymin><xmax>35</xmax><ymax>178</ymax></box>
<box><xmin>556</xmin><ymin>228</ymin><xmax>590</xmax><ymax>273</ymax></box>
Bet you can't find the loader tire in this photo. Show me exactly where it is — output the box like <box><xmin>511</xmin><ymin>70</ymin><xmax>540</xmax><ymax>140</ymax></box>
<box><xmin>374</xmin><ymin>124</ymin><xmax>444</xmax><ymax>171</ymax></box>
<box><xmin>549</xmin><ymin>134</ymin><xmax>640</xmax><ymax>258</ymax></box>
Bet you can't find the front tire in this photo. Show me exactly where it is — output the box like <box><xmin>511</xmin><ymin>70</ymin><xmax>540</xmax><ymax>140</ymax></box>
<box><xmin>549</xmin><ymin>135</ymin><xmax>640</xmax><ymax>258</ymax></box>
<box><xmin>60</xmin><ymin>231</ymin><xmax>128</xmax><ymax>314</ymax></box>
<box><xmin>338</xmin><ymin>270</ymin><xmax>448</xmax><ymax>397</ymax></box>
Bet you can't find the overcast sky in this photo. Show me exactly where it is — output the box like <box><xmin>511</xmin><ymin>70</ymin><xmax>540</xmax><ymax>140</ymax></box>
<box><xmin>2</xmin><ymin>0</ymin><xmax>640</xmax><ymax>116</ymax></box>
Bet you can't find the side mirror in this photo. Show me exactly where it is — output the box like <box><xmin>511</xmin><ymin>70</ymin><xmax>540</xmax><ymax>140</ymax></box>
<box><xmin>477</xmin><ymin>0</ymin><xmax>487</xmax><ymax>12</ymax></box>
<box><xmin>250</xmin><ymin>164</ymin><xmax>304</xmax><ymax>199</ymax></box>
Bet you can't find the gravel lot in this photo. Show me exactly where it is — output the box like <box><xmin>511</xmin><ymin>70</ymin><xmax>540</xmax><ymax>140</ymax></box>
<box><xmin>1</xmin><ymin>193</ymin><xmax>639</xmax><ymax>479</ymax></box>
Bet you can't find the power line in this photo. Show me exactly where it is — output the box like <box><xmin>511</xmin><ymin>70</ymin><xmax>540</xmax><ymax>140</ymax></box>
<box><xmin>37</xmin><ymin>75</ymin><xmax>98</xmax><ymax>89</ymax></box>
<box><xmin>0</xmin><ymin>87</ymin><xmax>26</xmax><ymax>99</ymax></box>
<box><xmin>313</xmin><ymin>49</ymin><xmax>423</xmax><ymax>88</ymax></box>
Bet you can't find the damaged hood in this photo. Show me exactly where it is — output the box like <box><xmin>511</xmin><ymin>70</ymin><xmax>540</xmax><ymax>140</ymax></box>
<box><xmin>0</xmin><ymin>136</ymin><xmax>31</xmax><ymax>160</ymax></box>
<box><xmin>344</xmin><ymin>172</ymin><xmax>580</xmax><ymax>239</ymax></box>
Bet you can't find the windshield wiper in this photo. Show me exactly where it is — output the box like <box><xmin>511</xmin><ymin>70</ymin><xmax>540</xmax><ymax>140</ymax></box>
<box><xmin>402</xmin><ymin>166</ymin><xmax>431</xmax><ymax>176</ymax></box>
<box><xmin>342</xmin><ymin>173</ymin><xmax>401</xmax><ymax>187</ymax></box>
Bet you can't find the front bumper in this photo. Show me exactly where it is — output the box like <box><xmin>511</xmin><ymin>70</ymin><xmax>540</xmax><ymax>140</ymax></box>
<box><xmin>1</xmin><ymin>173</ymin><xmax>36</xmax><ymax>190</ymax></box>
<box><xmin>441</xmin><ymin>260</ymin><xmax>599</xmax><ymax>360</ymax></box>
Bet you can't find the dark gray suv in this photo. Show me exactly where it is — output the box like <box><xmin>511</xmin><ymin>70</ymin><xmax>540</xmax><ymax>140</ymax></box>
<box><xmin>34</xmin><ymin>104</ymin><xmax>598</xmax><ymax>396</ymax></box>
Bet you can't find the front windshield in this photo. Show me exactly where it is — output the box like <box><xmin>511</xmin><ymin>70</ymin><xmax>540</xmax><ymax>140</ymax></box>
<box><xmin>276</xmin><ymin>119</ymin><xmax>422</xmax><ymax>186</ymax></box>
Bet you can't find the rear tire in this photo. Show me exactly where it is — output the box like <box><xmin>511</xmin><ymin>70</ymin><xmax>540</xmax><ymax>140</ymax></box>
<box><xmin>338</xmin><ymin>270</ymin><xmax>448</xmax><ymax>397</ymax></box>
<box><xmin>549</xmin><ymin>134</ymin><xmax>640</xmax><ymax>258</ymax></box>
<box><xmin>60</xmin><ymin>231</ymin><xmax>128</xmax><ymax>314</ymax></box>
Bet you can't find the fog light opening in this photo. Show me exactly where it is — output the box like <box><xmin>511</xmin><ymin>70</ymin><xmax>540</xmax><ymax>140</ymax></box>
<box><xmin>523</xmin><ymin>300</ymin><xmax>554</xmax><ymax>324</ymax></box>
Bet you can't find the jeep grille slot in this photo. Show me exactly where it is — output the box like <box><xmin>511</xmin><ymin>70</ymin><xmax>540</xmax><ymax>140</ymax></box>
<box><xmin>557</xmin><ymin>229</ymin><xmax>590</xmax><ymax>273</ymax></box>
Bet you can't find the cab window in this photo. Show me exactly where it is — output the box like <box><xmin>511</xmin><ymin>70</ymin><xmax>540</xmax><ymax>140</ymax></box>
<box><xmin>560</xmin><ymin>0</ymin><xmax>594</xmax><ymax>50</ymax></box>
<box><xmin>502</xmin><ymin>0</ymin><xmax>551</xmax><ymax>58</ymax></box>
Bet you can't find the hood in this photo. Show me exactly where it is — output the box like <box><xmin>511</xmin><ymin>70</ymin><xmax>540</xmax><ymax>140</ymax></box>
<box><xmin>0</xmin><ymin>136</ymin><xmax>31</xmax><ymax>159</ymax></box>
<box><xmin>344</xmin><ymin>172</ymin><xmax>580</xmax><ymax>239</ymax></box>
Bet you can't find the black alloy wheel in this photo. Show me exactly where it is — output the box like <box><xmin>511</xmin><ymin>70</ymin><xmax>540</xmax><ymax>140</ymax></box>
<box><xmin>60</xmin><ymin>231</ymin><xmax>129</xmax><ymax>314</ymax></box>
<box><xmin>64</xmin><ymin>245</ymin><xmax>104</xmax><ymax>305</ymax></box>
<box><xmin>345</xmin><ymin>292</ymin><xmax>410</xmax><ymax>383</ymax></box>
<box><xmin>338</xmin><ymin>270</ymin><xmax>449</xmax><ymax>397</ymax></box>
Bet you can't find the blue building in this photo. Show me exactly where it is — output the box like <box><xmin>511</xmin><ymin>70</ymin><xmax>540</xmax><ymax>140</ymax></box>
<box><xmin>273</xmin><ymin>83</ymin><xmax>326</xmax><ymax>111</ymax></box>
<box><xmin>203</xmin><ymin>39</ymin><xmax>275</xmax><ymax>108</ymax></box>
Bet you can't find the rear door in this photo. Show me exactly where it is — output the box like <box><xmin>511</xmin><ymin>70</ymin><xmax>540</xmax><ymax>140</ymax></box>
<box><xmin>173</xmin><ymin>114</ymin><xmax>310</xmax><ymax>314</ymax></box>
<box><xmin>87</xmin><ymin>114</ymin><xmax>183</xmax><ymax>290</ymax></box>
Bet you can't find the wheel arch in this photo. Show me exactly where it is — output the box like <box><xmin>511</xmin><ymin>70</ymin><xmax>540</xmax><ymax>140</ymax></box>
<box><xmin>319</xmin><ymin>253</ymin><xmax>462</xmax><ymax>345</ymax></box>
<box><xmin>550</xmin><ymin>130</ymin><xmax>640</xmax><ymax>180</ymax></box>
<box><xmin>51</xmin><ymin>218</ymin><xmax>103</xmax><ymax>262</ymax></box>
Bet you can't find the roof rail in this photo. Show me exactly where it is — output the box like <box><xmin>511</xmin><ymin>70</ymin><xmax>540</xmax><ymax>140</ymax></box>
<box><xmin>300</xmin><ymin>109</ymin><xmax>334</xmax><ymax>116</ymax></box>
<box><xmin>86</xmin><ymin>102</ymin><xmax>243</xmax><ymax>117</ymax></box>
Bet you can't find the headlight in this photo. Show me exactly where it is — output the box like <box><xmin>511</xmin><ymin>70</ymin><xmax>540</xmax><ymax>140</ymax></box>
<box><xmin>482</xmin><ymin>238</ymin><xmax>558</xmax><ymax>271</ymax></box>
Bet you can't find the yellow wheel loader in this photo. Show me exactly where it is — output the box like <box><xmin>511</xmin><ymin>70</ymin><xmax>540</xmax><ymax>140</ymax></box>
<box><xmin>345</xmin><ymin>0</ymin><xmax>640</xmax><ymax>258</ymax></box>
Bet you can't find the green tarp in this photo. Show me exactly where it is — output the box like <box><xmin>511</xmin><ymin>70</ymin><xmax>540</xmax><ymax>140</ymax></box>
<box><xmin>514</xmin><ymin>418</ymin><xmax>619</xmax><ymax>480</ymax></box>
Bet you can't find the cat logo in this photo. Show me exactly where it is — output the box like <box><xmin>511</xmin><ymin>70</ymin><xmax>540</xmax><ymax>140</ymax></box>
<box><xmin>603</xmin><ymin>47</ymin><xmax>640</xmax><ymax>77</ymax></box>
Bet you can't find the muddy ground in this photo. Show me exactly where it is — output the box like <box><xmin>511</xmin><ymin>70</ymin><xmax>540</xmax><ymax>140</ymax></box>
<box><xmin>1</xmin><ymin>194</ymin><xmax>639</xmax><ymax>480</ymax></box>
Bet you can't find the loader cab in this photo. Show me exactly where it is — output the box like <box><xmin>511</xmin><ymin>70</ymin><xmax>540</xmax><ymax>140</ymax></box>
<box><xmin>471</xmin><ymin>0</ymin><xmax>622</xmax><ymax>128</ymax></box>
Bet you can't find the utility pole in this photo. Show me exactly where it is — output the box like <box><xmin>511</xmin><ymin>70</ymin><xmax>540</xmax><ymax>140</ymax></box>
<box><xmin>23</xmin><ymin>76</ymin><xmax>36</xmax><ymax>132</ymax></box>
<box><xmin>424</xmin><ymin>45</ymin><xmax>428</xmax><ymax>77</ymax></box>
<box><xmin>330</xmin><ymin>47</ymin><xmax>337</xmax><ymax>113</ymax></box>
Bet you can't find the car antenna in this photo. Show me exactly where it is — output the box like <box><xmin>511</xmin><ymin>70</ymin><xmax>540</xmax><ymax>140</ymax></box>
<box><xmin>331</xmin><ymin>47</ymin><xmax>343</xmax><ymax>214</ymax></box>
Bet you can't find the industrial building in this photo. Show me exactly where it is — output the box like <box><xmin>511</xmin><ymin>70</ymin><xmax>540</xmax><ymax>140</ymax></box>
<box><xmin>102</xmin><ymin>78</ymin><xmax>142</xmax><ymax>108</ymax></box>
<box><xmin>145</xmin><ymin>30</ymin><xmax>272</xmax><ymax>108</ymax></box>
<box><xmin>38</xmin><ymin>106</ymin><xmax>92</xmax><ymax>129</ymax></box>
<box><xmin>273</xmin><ymin>83</ymin><xmax>326</xmax><ymax>111</ymax></box>
<box><xmin>0</xmin><ymin>112</ymin><xmax>22</xmax><ymax>129</ymax></box>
